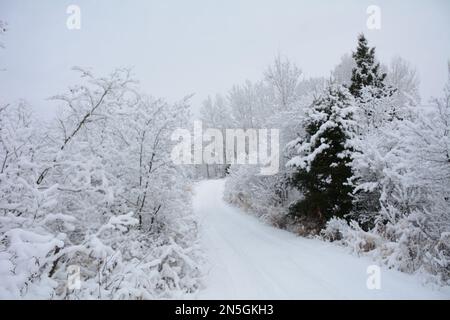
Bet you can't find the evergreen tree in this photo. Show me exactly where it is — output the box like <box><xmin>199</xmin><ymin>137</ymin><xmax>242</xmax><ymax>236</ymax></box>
<box><xmin>349</xmin><ymin>34</ymin><xmax>387</xmax><ymax>98</ymax></box>
<box><xmin>286</xmin><ymin>85</ymin><xmax>356</xmax><ymax>229</ymax></box>
<box><xmin>349</xmin><ymin>34</ymin><xmax>399</xmax><ymax>130</ymax></box>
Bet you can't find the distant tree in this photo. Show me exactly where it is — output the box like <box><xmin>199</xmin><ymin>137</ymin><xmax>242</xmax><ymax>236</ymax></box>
<box><xmin>0</xmin><ymin>20</ymin><xmax>7</xmax><ymax>49</ymax></box>
<box><xmin>386</xmin><ymin>56</ymin><xmax>420</xmax><ymax>108</ymax></box>
<box><xmin>228</xmin><ymin>81</ymin><xmax>261</xmax><ymax>129</ymax></box>
<box><xmin>349</xmin><ymin>34</ymin><xmax>387</xmax><ymax>98</ymax></box>
<box><xmin>332</xmin><ymin>54</ymin><xmax>356</xmax><ymax>87</ymax></box>
<box><xmin>200</xmin><ymin>94</ymin><xmax>232</xmax><ymax>177</ymax></box>
<box><xmin>264</xmin><ymin>54</ymin><xmax>302</xmax><ymax>110</ymax></box>
<box><xmin>296</xmin><ymin>77</ymin><xmax>327</xmax><ymax>99</ymax></box>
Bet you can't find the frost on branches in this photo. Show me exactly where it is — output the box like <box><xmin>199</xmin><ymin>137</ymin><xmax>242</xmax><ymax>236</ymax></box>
<box><xmin>319</xmin><ymin>39</ymin><xmax>450</xmax><ymax>285</ymax></box>
<box><xmin>0</xmin><ymin>68</ymin><xmax>202</xmax><ymax>299</ymax></box>
<box><xmin>220</xmin><ymin>56</ymin><xmax>319</xmax><ymax>231</ymax></box>
<box><xmin>324</xmin><ymin>65</ymin><xmax>450</xmax><ymax>285</ymax></box>
<box><xmin>213</xmin><ymin>35</ymin><xmax>449</xmax><ymax>286</ymax></box>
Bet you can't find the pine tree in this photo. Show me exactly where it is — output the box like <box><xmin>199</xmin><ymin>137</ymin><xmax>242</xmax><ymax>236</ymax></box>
<box><xmin>349</xmin><ymin>34</ymin><xmax>399</xmax><ymax>130</ymax></box>
<box><xmin>349</xmin><ymin>34</ymin><xmax>387</xmax><ymax>98</ymax></box>
<box><xmin>286</xmin><ymin>85</ymin><xmax>356</xmax><ymax>229</ymax></box>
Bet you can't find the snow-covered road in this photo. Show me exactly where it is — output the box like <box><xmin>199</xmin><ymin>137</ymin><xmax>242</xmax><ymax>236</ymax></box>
<box><xmin>194</xmin><ymin>179</ymin><xmax>450</xmax><ymax>299</ymax></box>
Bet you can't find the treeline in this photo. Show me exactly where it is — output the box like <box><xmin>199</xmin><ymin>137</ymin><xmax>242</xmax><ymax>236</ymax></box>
<box><xmin>201</xmin><ymin>34</ymin><xmax>450</xmax><ymax>285</ymax></box>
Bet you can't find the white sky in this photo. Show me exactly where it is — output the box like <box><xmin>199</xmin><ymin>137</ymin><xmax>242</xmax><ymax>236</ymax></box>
<box><xmin>0</xmin><ymin>0</ymin><xmax>449</xmax><ymax>118</ymax></box>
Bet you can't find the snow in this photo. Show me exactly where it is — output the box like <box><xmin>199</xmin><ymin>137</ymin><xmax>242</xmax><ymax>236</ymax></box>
<box><xmin>194</xmin><ymin>179</ymin><xmax>450</xmax><ymax>299</ymax></box>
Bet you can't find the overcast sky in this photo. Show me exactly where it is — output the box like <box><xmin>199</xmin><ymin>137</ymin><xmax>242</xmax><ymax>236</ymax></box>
<box><xmin>0</xmin><ymin>0</ymin><xmax>449</xmax><ymax>118</ymax></box>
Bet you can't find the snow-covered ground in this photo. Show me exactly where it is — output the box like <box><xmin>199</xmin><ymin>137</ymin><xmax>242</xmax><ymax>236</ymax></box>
<box><xmin>193</xmin><ymin>179</ymin><xmax>450</xmax><ymax>299</ymax></box>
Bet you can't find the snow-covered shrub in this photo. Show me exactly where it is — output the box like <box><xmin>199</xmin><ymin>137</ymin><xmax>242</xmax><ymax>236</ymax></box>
<box><xmin>0</xmin><ymin>68</ymin><xmax>203</xmax><ymax>299</ymax></box>
<box><xmin>59</xmin><ymin>212</ymin><xmax>202</xmax><ymax>299</ymax></box>
<box><xmin>322</xmin><ymin>209</ymin><xmax>449</xmax><ymax>285</ymax></box>
<box><xmin>321</xmin><ymin>218</ymin><xmax>382</xmax><ymax>253</ymax></box>
<box><xmin>0</xmin><ymin>101</ymin><xmax>63</xmax><ymax>298</ymax></box>
<box><xmin>224</xmin><ymin>164</ymin><xmax>290</xmax><ymax>227</ymax></box>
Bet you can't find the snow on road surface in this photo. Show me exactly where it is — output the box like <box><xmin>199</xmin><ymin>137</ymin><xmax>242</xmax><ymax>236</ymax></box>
<box><xmin>193</xmin><ymin>179</ymin><xmax>450</xmax><ymax>299</ymax></box>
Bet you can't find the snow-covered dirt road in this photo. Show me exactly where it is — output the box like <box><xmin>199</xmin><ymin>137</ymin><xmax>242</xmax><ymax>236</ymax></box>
<box><xmin>194</xmin><ymin>179</ymin><xmax>450</xmax><ymax>299</ymax></box>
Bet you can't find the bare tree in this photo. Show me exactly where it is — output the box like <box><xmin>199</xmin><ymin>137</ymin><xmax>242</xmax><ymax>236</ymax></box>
<box><xmin>387</xmin><ymin>56</ymin><xmax>421</xmax><ymax>107</ymax></box>
<box><xmin>264</xmin><ymin>54</ymin><xmax>302</xmax><ymax>110</ymax></box>
<box><xmin>332</xmin><ymin>54</ymin><xmax>356</xmax><ymax>87</ymax></box>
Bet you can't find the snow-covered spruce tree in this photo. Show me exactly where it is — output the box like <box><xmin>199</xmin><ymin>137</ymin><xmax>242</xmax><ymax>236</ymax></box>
<box><xmin>349</xmin><ymin>34</ymin><xmax>387</xmax><ymax>98</ymax></box>
<box><xmin>286</xmin><ymin>84</ymin><xmax>356</xmax><ymax>232</ymax></box>
<box><xmin>348</xmin><ymin>35</ymin><xmax>400</xmax><ymax>226</ymax></box>
<box><xmin>349</xmin><ymin>34</ymin><xmax>400</xmax><ymax>130</ymax></box>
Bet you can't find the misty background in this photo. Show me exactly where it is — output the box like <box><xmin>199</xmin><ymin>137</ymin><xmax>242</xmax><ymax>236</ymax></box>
<box><xmin>0</xmin><ymin>0</ymin><xmax>449</xmax><ymax>119</ymax></box>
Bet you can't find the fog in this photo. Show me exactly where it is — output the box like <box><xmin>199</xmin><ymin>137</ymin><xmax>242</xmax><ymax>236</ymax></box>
<box><xmin>0</xmin><ymin>0</ymin><xmax>449</xmax><ymax>118</ymax></box>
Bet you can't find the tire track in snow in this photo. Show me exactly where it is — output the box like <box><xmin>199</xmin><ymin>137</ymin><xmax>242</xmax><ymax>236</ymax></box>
<box><xmin>194</xmin><ymin>179</ymin><xmax>450</xmax><ymax>299</ymax></box>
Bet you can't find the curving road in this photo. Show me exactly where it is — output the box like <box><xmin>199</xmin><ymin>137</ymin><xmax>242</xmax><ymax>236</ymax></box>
<box><xmin>193</xmin><ymin>179</ymin><xmax>450</xmax><ymax>299</ymax></box>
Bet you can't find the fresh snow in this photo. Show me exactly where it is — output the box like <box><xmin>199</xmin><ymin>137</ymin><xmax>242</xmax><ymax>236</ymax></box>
<box><xmin>194</xmin><ymin>179</ymin><xmax>450</xmax><ymax>299</ymax></box>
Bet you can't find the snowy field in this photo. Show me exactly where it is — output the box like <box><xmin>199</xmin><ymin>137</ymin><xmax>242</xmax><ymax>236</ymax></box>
<box><xmin>194</xmin><ymin>179</ymin><xmax>450</xmax><ymax>300</ymax></box>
